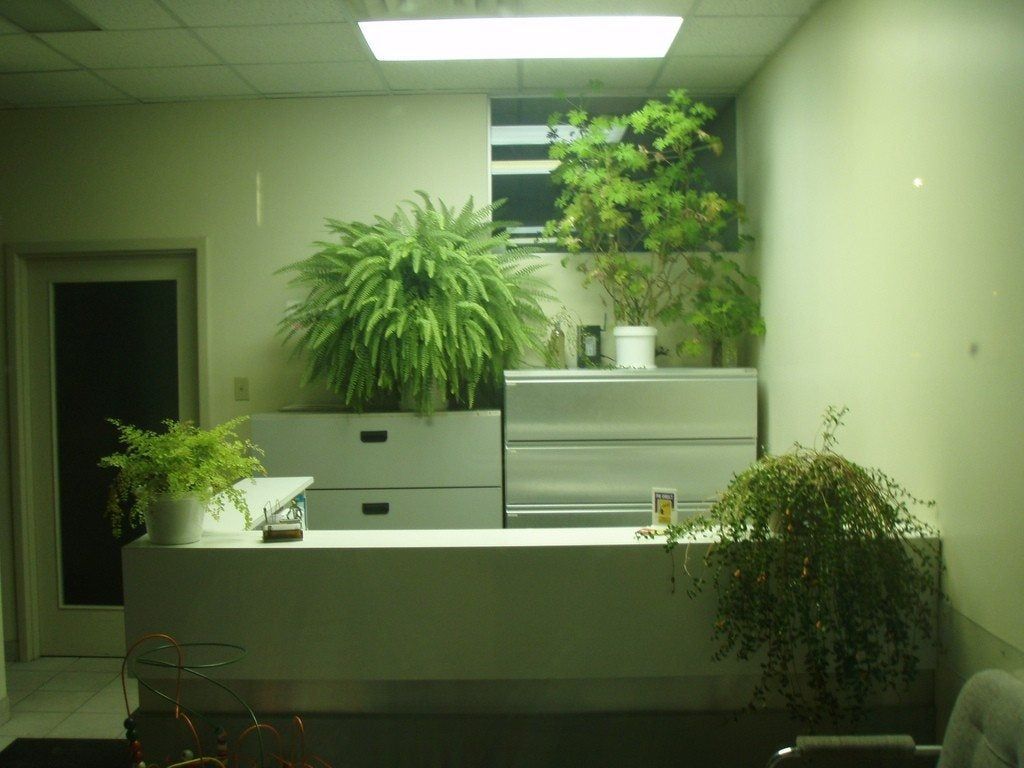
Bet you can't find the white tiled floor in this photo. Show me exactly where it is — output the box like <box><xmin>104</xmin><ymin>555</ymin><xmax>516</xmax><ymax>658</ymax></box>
<box><xmin>1</xmin><ymin>656</ymin><xmax>137</xmax><ymax>751</ymax></box>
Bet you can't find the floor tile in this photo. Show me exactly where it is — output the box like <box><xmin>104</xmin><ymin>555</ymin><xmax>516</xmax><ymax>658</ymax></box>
<box><xmin>39</xmin><ymin>670</ymin><xmax>119</xmax><ymax>693</ymax></box>
<box><xmin>7</xmin><ymin>688</ymin><xmax>34</xmax><ymax>706</ymax></box>
<box><xmin>6</xmin><ymin>657</ymin><xmax>76</xmax><ymax>673</ymax></box>
<box><xmin>12</xmin><ymin>689</ymin><xmax>94</xmax><ymax>713</ymax></box>
<box><xmin>4</xmin><ymin>669</ymin><xmax>56</xmax><ymax>694</ymax></box>
<box><xmin>70</xmin><ymin>657</ymin><xmax>126</xmax><ymax>673</ymax></box>
<box><xmin>79</xmin><ymin>684</ymin><xmax>138</xmax><ymax>714</ymax></box>
<box><xmin>0</xmin><ymin>711</ymin><xmax>68</xmax><ymax>737</ymax></box>
<box><xmin>46</xmin><ymin>711</ymin><xmax>124</xmax><ymax>739</ymax></box>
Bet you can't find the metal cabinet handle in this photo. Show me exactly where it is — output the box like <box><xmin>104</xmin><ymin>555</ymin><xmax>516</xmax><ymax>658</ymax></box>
<box><xmin>361</xmin><ymin>502</ymin><xmax>390</xmax><ymax>515</ymax></box>
<box><xmin>360</xmin><ymin>430</ymin><xmax>388</xmax><ymax>443</ymax></box>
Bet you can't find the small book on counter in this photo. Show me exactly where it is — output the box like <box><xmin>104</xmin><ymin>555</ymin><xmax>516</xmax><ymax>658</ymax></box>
<box><xmin>262</xmin><ymin>522</ymin><xmax>303</xmax><ymax>542</ymax></box>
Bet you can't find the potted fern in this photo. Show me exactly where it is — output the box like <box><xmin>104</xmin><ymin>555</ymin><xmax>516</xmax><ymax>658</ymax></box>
<box><xmin>99</xmin><ymin>416</ymin><xmax>265</xmax><ymax>545</ymax></box>
<box><xmin>639</xmin><ymin>407</ymin><xmax>941</xmax><ymax>726</ymax></box>
<box><xmin>545</xmin><ymin>89</ymin><xmax>747</xmax><ymax>368</ymax></box>
<box><xmin>279</xmin><ymin>192</ymin><xmax>549</xmax><ymax>414</ymax></box>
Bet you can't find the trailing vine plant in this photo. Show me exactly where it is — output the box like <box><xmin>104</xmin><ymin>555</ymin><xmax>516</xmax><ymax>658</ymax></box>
<box><xmin>638</xmin><ymin>407</ymin><xmax>942</xmax><ymax>726</ymax></box>
<box><xmin>279</xmin><ymin>193</ymin><xmax>550</xmax><ymax>414</ymax></box>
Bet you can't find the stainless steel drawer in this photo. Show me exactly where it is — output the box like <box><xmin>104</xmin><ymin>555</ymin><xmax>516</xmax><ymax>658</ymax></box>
<box><xmin>504</xmin><ymin>502</ymin><xmax>710</xmax><ymax>528</ymax></box>
<box><xmin>504</xmin><ymin>440</ymin><xmax>755</xmax><ymax>505</ymax></box>
<box><xmin>252</xmin><ymin>410</ymin><xmax>501</xmax><ymax>489</ymax></box>
<box><xmin>504</xmin><ymin>368</ymin><xmax>757</xmax><ymax>441</ymax></box>
<box><xmin>306</xmin><ymin>488</ymin><xmax>502</xmax><ymax>530</ymax></box>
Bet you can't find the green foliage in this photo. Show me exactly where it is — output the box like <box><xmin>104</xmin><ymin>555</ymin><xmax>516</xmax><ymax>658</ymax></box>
<box><xmin>99</xmin><ymin>416</ymin><xmax>265</xmax><ymax>537</ymax></box>
<box><xmin>638</xmin><ymin>407</ymin><xmax>941</xmax><ymax>726</ymax></box>
<box><xmin>545</xmin><ymin>89</ymin><xmax>743</xmax><ymax>327</ymax></box>
<box><xmin>279</xmin><ymin>193</ymin><xmax>550</xmax><ymax>414</ymax></box>
<box><xmin>679</xmin><ymin>250</ymin><xmax>765</xmax><ymax>365</ymax></box>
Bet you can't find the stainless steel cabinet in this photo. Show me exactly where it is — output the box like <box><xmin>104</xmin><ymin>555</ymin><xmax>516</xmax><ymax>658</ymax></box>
<box><xmin>252</xmin><ymin>410</ymin><xmax>502</xmax><ymax>529</ymax></box>
<box><xmin>503</xmin><ymin>368</ymin><xmax>758</xmax><ymax>528</ymax></box>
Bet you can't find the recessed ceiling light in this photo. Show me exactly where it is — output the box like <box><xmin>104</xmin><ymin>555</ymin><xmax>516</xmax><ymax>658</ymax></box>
<box><xmin>358</xmin><ymin>16</ymin><xmax>683</xmax><ymax>61</ymax></box>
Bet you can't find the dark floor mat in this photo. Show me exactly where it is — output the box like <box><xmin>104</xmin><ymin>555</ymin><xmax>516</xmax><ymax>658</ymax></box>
<box><xmin>0</xmin><ymin>738</ymin><xmax>128</xmax><ymax>768</ymax></box>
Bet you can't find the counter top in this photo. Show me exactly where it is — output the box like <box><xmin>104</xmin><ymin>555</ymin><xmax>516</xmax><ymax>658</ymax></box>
<box><xmin>125</xmin><ymin>525</ymin><xmax>715</xmax><ymax>549</ymax></box>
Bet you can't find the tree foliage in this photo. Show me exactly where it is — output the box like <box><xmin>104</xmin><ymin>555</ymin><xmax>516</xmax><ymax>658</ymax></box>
<box><xmin>545</xmin><ymin>89</ymin><xmax>750</xmax><ymax>330</ymax></box>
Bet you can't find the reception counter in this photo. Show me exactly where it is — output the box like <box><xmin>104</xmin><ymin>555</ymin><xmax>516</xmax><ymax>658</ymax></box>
<box><xmin>122</xmin><ymin>526</ymin><xmax>936</xmax><ymax>716</ymax></box>
<box><xmin>122</xmin><ymin>527</ymin><xmax>939</xmax><ymax>767</ymax></box>
<box><xmin>123</xmin><ymin>527</ymin><xmax>729</xmax><ymax>714</ymax></box>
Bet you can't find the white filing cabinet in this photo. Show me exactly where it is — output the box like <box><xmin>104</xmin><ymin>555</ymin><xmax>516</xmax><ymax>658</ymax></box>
<box><xmin>503</xmin><ymin>368</ymin><xmax>758</xmax><ymax>527</ymax></box>
<box><xmin>251</xmin><ymin>409</ymin><xmax>502</xmax><ymax>529</ymax></box>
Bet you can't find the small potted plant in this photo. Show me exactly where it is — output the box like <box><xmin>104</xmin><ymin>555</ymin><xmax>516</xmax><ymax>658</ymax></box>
<box><xmin>639</xmin><ymin>407</ymin><xmax>942</xmax><ymax>726</ymax></box>
<box><xmin>99</xmin><ymin>415</ymin><xmax>265</xmax><ymax>545</ymax></box>
<box><xmin>279</xmin><ymin>192</ymin><xmax>550</xmax><ymax>414</ymax></box>
<box><xmin>678</xmin><ymin>250</ymin><xmax>765</xmax><ymax>366</ymax></box>
<box><xmin>545</xmin><ymin>89</ymin><xmax>744</xmax><ymax>368</ymax></box>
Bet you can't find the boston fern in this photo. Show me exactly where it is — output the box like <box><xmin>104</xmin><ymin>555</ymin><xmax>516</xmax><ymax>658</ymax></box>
<box><xmin>639</xmin><ymin>407</ymin><xmax>941</xmax><ymax>726</ymax></box>
<box><xmin>279</xmin><ymin>193</ymin><xmax>549</xmax><ymax>414</ymax></box>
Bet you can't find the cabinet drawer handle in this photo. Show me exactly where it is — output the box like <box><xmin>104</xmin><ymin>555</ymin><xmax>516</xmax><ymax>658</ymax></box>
<box><xmin>360</xmin><ymin>430</ymin><xmax>388</xmax><ymax>443</ymax></box>
<box><xmin>362</xmin><ymin>502</ymin><xmax>390</xmax><ymax>515</ymax></box>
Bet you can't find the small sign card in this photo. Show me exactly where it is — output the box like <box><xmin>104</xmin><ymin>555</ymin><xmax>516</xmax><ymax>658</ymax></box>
<box><xmin>651</xmin><ymin>487</ymin><xmax>677</xmax><ymax>526</ymax></box>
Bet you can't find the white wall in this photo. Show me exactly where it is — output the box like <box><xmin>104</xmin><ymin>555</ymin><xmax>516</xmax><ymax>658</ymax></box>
<box><xmin>0</xmin><ymin>93</ymin><xmax>491</xmax><ymax>648</ymax></box>
<box><xmin>738</xmin><ymin>0</ymin><xmax>1024</xmax><ymax>662</ymax></box>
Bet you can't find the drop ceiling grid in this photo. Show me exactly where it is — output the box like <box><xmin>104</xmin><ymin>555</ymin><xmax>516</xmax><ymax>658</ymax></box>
<box><xmin>39</xmin><ymin>29</ymin><xmax>222</xmax><ymax>68</ymax></box>
<box><xmin>0</xmin><ymin>34</ymin><xmax>79</xmax><ymax>72</ymax></box>
<box><xmin>155</xmin><ymin>0</ymin><xmax>350</xmax><ymax>27</ymax></box>
<box><xmin>0</xmin><ymin>0</ymin><xmax>825</xmax><ymax>107</ymax></box>
<box><xmin>191</xmin><ymin>24</ymin><xmax>368</xmax><ymax>64</ymax></box>
<box><xmin>0</xmin><ymin>69</ymin><xmax>131</xmax><ymax>106</ymax></box>
<box><xmin>64</xmin><ymin>0</ymin><xmax>181</xmax><ymax>30</ymax></box>
<box><xmin>98</xmin><ymin>64</ymin><xmax>257</xmax><ymax>100</ymax></box>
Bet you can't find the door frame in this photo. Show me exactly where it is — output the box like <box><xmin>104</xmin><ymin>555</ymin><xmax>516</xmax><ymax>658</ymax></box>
<box><xmin>4</xmin><ymin>238</ymin><xmax>209</xmax><ymax>660</ymax></box>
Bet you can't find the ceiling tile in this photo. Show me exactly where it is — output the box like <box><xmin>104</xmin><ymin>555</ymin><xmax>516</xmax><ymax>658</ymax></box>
<box><xmin>380</xmin><ymin>60</ymin><xmax>517</xmax><ymax>91</ymax></box>
<box><xmin>672</xmin><ymin>15</ymin><xmax>799</xmax><ymax>56</ymax></box>
<box><xmin>64</xmin><ymin>0</ymin><xmax>181</xmax><ymax>30</ymax></box>
<box><xmin>0</xmin><ymin>16</ymin><xmax>23</xmax><ymax>33</ymax></box>
<box><xmin>235</xmin><ymin>62</ymin><xmax>385</xmax><ymax>93</ymax></box>
<box><xmin>516</xmin><ymin>0</ymin><xmax>696</xmax><ymax>14</ymax></box>
<box><xmin>691</xmin><ymin>0</ymin><xmax>819</xmax><ymax>16</ymax></box>
<box><xmin>39</xmin><ymin>29</ymin><xmax>220</xmax><ymax>68</ymax></box>
<box><xmin>0</xmin><ymin>70</ymin><xmax>131</xmax><ymax>105</ymax></box>
<box><xmin>194</xmin><ymin>23</ymin><xmax>367</xmax><ymax>64</ymax></box>
<box><xmin>98</xmin><ymin>65</ymin><xmax>256</xmax><ymax>100</ymax></box>
<box><xmin>521</xmin><ymin>59</ymin><xmax>662</xmax><ymax>91</ymax></box>
<box><xmin>656</xmin><ymin>54</ymin><xmax>764</xmax><ymax>91</ymax></box>
<box><xmin>160</xmin><ymin>0</ymin><xmax>348</xmax><ymax>26</ymax></box>
<box><xmin>0</xmin><ymin>35</ymin><xmax>78</xmax><ymax>72</ymax></box>
<box><xmin>347</xmin><ymin>0</ymin><xmax>518</xmax><ymax>20</ymax></box>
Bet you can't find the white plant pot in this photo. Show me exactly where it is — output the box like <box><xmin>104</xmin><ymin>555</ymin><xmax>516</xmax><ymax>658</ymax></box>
<box><xmin>613</xmin><ymin>326</ymin><xmax>658</xmax><ymax>368</ymax></box>
<box><xmin>144</xmin><ymin>495</ymin><xmax>206</xmax><ymax>545</ymax></box>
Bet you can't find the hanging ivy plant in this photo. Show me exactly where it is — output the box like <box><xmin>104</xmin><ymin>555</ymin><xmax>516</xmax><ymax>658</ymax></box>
<box><xmin>639</xmin><ymin>407</ymin><xmax>942</xmax><ymax>726</ymax></box>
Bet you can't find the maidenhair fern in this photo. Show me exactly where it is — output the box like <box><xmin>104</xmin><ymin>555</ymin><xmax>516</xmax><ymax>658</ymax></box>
<box><xmin>279</xmin><ymin>193</ymin><xmax>550</xmax><ymax>413</ymax></box>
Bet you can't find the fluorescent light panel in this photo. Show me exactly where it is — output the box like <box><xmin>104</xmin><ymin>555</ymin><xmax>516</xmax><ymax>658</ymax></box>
<box><xmin>359</xmin><ymin>16</ymin><xmax>683</xmax><ymax>61</ymax></box>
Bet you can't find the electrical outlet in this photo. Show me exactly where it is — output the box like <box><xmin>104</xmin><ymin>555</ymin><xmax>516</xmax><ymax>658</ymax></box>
<box><xmin>233</xmin><ymin>377</ymin><xmax>250</xmax><ymax>402</ymax></box>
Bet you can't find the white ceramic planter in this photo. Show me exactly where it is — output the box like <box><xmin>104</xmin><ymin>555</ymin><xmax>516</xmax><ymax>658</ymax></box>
<box><xmin>144</xmin><ymin>495</ymin><xmax>206</xmax><ymax>545</ymax></box>
<box><xmin>613</xmin><ymin>326</ymin><xmax>658</xmax><ymax>368</ymax></box>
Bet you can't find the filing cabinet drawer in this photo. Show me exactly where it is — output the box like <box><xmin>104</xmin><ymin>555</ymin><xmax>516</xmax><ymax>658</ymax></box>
<box><xmin>252</xmin><ymin>410</ymin><xmax>501</xmax><ymax>489</ymax></box>
<box><xmin>504</xmin><ymin>440</ymin><xmax>756</xmax><ymax>505</ymax></box>
<box><xmin>306</xmin><ymin>487</ymin><xmax>502</xmax><ymax>530</ymax></box>
<box><xmin>504</xmin><ymin>369</ymin><xmax>757</xmax><ymax>442</ymax></box>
